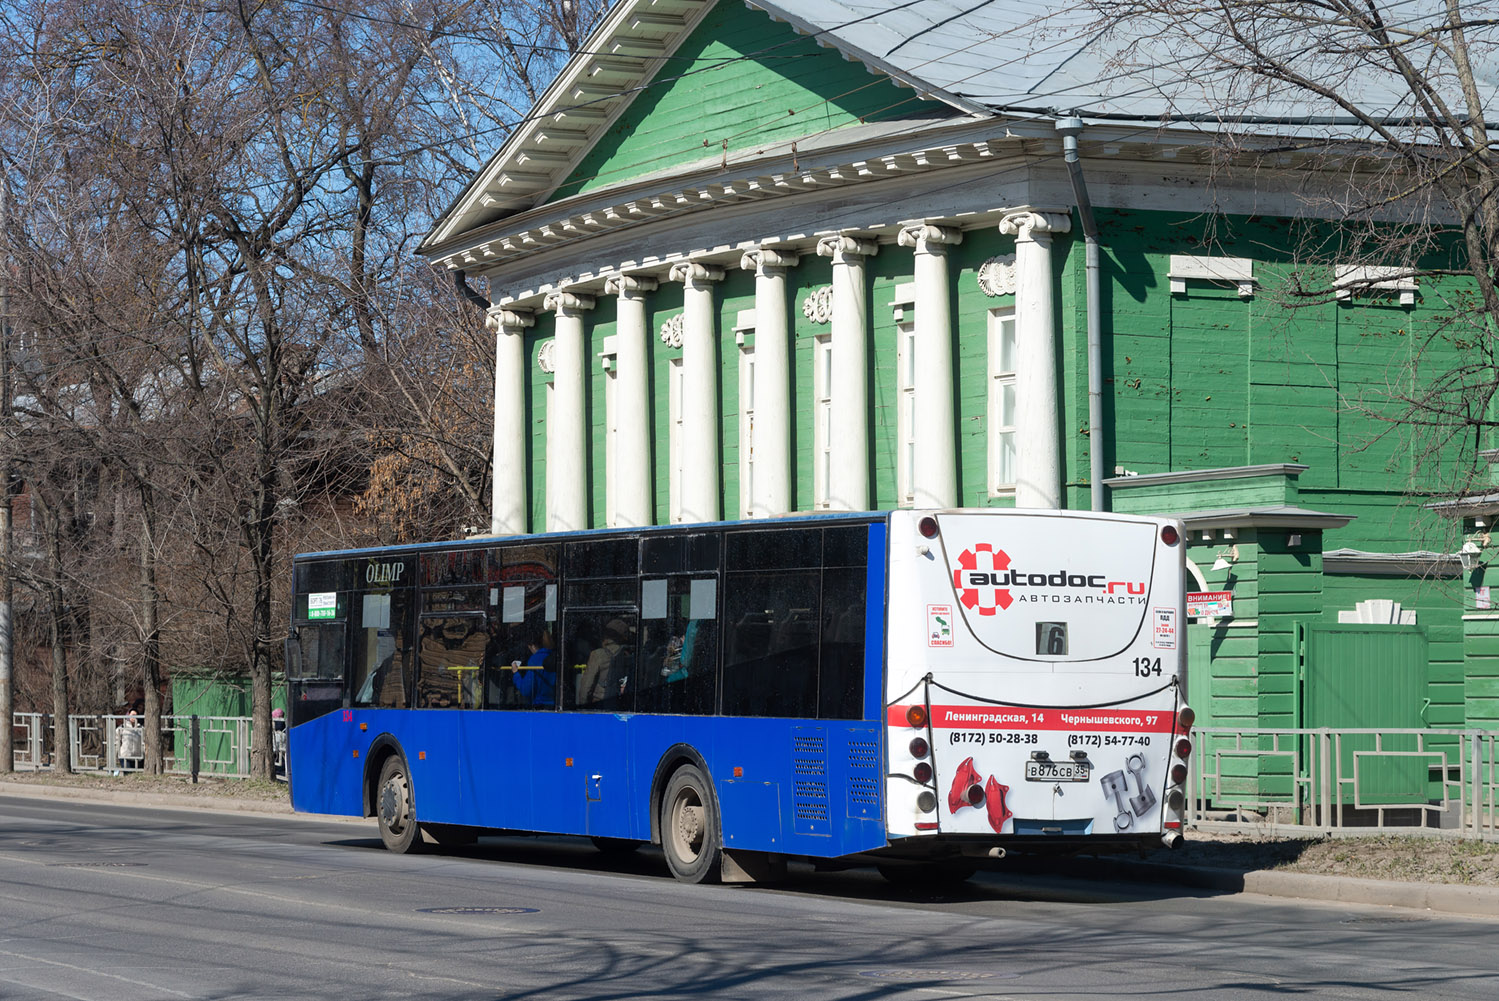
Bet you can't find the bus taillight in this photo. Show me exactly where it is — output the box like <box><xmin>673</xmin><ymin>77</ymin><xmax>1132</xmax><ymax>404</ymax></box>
<box><xmin>1170</xmin><ymin>763</ymin><xmax>1188</xmax><ymax>784</ymax></box>
<box><xmin>918</xmin><ymin>516</ymin><xmax>939</xmax><ymax>539</ymax></box>
<box><xmin>1166</xmin><ymin>788</ymin><xmax>1185</xmax><ymax>812</ymax></box>
<box><xmin>1174</xmin><ymin>737</ymin><xmax>1193</xmax><ymax>759</ymax></box>
<box><xmin>1178</xmin><ymin>705</ymin><xmax>1196</xmax><ymax>731</ymax></box>
<box><xmin>909</xmin><ymin>736</ymin><xmax>929</xmax><ymax>758</ymax></box>
<box><xmin>916</xmin><ymin>791</ymin><xmax>937</xmax><ymax>813</ymax></box>
<box><xmin>1161</xmin><ymin>524</ymin><xmax>1179</xmax><ymax>546</ymax></box>
<box><xmin>906</xmin><ymin>705</ymin><xmax>928</xmax><ymax>728</ymax></box>
<box><xmin>914</xmin><ymin>762</ymin><xmax>933</xmax><ymax>783</ymax></box>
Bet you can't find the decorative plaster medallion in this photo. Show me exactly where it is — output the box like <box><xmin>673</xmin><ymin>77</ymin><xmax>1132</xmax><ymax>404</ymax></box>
<box><xmin>659</xmin><ymin>313</ymin><xmax>684</xmax><ymax>348</ymax></box>
<box><xmin>537</xmin><ymin>339</ymin><xmax>555</xmax><ymax>374</ymax></box>
<box><xmin>802</xmin><ymin>286</ymin><xmax>834</xmax><ymax>324</ymax></box>
<box><xmin>977</xmin><ymin>255</ymin><xmax>1018</xmax><ymax>297</ymax></box>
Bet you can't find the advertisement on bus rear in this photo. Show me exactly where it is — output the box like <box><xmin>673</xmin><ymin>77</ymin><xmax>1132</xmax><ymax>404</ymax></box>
<box><xmin>884</xmin><ymin>510</ymin><xmax>1190</xmax><ymax>843</ymax></box>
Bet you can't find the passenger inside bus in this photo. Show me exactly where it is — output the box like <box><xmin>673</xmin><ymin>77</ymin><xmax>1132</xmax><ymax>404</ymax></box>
<box><xmin>512</xmin><ymin>631</ymin><xmax>557</xmax><ymax>707</ymax></box>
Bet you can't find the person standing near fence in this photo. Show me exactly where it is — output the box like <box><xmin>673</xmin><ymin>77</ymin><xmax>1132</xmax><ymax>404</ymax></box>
<box><xmin>117</xmin><ymin>710</ymin><xmax>144</xmax><ymax>771</ymax></box>
<box><xmin>272</xmin><ymin>708</ymin><xmax>288</xmax><ymax>778</ymax></box>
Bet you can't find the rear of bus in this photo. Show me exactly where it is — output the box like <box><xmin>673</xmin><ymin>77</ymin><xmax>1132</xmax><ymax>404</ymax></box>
<box><xmin>883</xmin><ymin>509</ymin><xmax>1193</xmax><ymax>855</ymax></box>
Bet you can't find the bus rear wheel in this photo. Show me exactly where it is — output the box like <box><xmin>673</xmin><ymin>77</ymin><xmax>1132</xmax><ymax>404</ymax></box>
<box><xmin>660</xmin><ymin>764</ymin><xmax>721</xmax><ymax>883</ymax></box>
<box><xmin>377</xmin><ymin>755</ymin><xmax>422</xmax><ymax>854</ymax></box>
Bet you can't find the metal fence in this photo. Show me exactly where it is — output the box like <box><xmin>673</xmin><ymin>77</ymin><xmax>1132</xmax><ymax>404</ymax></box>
<box><xmin>11</xmin><ymin>714</ymin><xmax>1499</xmax><ymax>839</ymax></box>
<box><xmin>1189</xmin><ymin>726</ymin><xmax>1499</xmax><ymax>839</ymax></box>
<box><xmin>10</xmin><ymin>713</ymin><xmax>270</xmax><ymax>779</ymax></box>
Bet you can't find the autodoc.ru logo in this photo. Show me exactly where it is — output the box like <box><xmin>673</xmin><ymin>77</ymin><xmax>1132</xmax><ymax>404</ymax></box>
<box><xmin>952</xmin><ymin>544</ymin><xmax>1144</xmax><ymax>615</ymax></box>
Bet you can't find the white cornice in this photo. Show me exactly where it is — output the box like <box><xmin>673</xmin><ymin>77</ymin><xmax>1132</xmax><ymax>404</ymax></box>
<box><xmin>428</xmin><ymin>136</ymin><xmax>1015</xmax><ymax>275</ymax></box>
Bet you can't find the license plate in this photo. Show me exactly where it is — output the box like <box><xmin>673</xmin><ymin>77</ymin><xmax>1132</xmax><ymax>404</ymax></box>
<box><xmin>1025</xmin><ymin>760</ymin><xmax>1090</xmax><ymax>782</ymax></box>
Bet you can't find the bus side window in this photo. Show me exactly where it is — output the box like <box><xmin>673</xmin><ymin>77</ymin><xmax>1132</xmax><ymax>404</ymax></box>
<box><xmin>721</xmin><ymin>569</ymin><xmax>819</xmax><ymax>718</ymax></box>
<box><xmin>636</xmin><ymin>576</ymin><xmax>716</xmax><ymax>715</ymax></box>
<box><xmin>564</xmin><ymin>611</ymin><xmax>638</xmax><ymax>712</ymax></box>
<box><xmin>351</xmin><ymin>589</ymin><xmax>412</xmax><ymax>709</ymax></box>
<box><xmin>818</xmin><ymin>573</ymin><xmax>865</xmax><ymax>719</ymax></box>
<box><xmin>819</xmin><ymin>526</ymin><xmax>868</xmax><ymax>720</ymax></box>
<box><xmin>416</xmin><ymin>615</ymin><xmax>487</xmax><ymax>709</ymax></box>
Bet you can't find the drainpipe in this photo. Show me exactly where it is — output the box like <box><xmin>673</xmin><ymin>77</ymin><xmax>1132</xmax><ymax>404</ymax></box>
<box><xmin>1055</xmin><ymin>116</ymin><xmax>1105</xmax><ymax>512</ymax></box>
<box><xmin>455</xmin><ymin>270</ymin><xmax>491</xmax><ymax>312</ymax></box>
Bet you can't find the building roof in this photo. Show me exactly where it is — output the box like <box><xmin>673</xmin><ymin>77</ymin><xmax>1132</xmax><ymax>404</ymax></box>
<box><xmin>422</xmin><ymin>0</ymin><xmax>1497</xmax><ymax>265</ymax></box>
<box><xmin>755</xmin><ymin>1</ymin><xmax>1498</xmax><ymax>127</ymax></box>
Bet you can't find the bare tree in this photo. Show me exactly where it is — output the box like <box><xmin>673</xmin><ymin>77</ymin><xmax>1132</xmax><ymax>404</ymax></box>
<box><xmin>0</xmin><ymin>0</ymin><xmax>608</xmax><ymax>776</ymax></box>
<box><xmin>1090</xmin><ymin>0</ymin><xmax>1499</xmax><ymax>489</ymax></box>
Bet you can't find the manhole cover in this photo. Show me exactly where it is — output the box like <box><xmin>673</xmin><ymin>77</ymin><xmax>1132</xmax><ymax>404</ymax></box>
<box><xmin>417</xmin><ymin>906</ymin><xmax>538</xmax><ymax>915</ymax></box>
<box><xmin>49</xmin><ymin>862</ymin><xmax>148</xmax><ymax>868</ymax></box>
<box><xmin>858</xmin><ymin>970</ymin><xmax>1014</xmax><ymax>982</ymax></box>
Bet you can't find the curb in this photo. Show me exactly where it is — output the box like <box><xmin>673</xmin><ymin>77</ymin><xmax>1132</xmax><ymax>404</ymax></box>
<box><xmin>0</xmin><ymin>779</ymin><xmax>360</xmax><ymax>824</ymax></box>
<box><xmin>1058</xmin><ymin>855</ymin><xmax>1499</xmax><ymax>919</ymax></box>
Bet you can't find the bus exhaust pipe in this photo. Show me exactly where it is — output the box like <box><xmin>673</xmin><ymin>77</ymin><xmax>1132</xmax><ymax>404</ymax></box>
<box><xmin>1161</xmin><ymin>831</ymin><xmax>1183</xmax><ymax>850</ymax></box>
<box><xmin>960</xmin><ymin>846</ymin><xmax>1007</xmax><ymax>859</ymax></box>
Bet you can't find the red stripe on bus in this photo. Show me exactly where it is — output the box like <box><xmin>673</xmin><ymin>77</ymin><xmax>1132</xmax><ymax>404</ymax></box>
<box><xmin>887</xmin><ymin>704</ymin><xmax>1177</xmax><ymax>733</ymax></box>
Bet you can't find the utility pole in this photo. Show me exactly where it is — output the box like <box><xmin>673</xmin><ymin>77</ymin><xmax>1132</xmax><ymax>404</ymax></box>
<box><xmin>0</xmin><ymin>178</ymin><xmax>13</xmax><ymax>774</ymax></box>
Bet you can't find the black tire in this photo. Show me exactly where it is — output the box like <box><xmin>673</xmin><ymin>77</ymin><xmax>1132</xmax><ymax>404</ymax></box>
<box><xmin>876</xmin><ymin>860</ymin><xmax>979</xmax><ymax>889</ymax></box>
<box><xmin>590</xmin><ymin>836</ymin><xmax>644</xmax><ymax>855</ymax></box>
<box><xmin>659</xmin><ymin>763</ymin><xmax>722</xmax><ymax>883</ymax></box>
<box><xmin>376</xmin><ymin>755</ymin><xmax>422</xmax><ymax>854</ymax></box>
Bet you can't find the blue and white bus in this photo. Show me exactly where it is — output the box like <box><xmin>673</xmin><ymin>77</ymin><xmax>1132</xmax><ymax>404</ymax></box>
<box><xmin>285</xmin><ymin>509</ymin><xmax>1193</xmax><ymax>884</ymax></box>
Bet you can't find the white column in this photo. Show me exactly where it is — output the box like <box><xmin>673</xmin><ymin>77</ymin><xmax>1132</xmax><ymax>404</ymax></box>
<box><xmin>816</xmin><ymin>234</ymin><xmax>877</xmax><ymax>511</ymax></box>
<box><xmin>604</xmin><ymin>274</ymin><xmax>657</xmax><ymax>527</ymax></box>
<box><xmin>487</xmin><ymin>307</ymin><xmax>533</xmax><ymax>536</ymax></box>
<box><xmin>739</xmin><ymin>247</ymin><xmax>798</xmax><ymax>517</ymax></box>
<box><xmin>897</xmin><ymin>223</ymin><xmax>963</xmax><ymax>509</ymax></box>
<box><xmin>998</xmin><ymin>209</ymin><xmax>1071</xmax><ymax>509</ymax></box>
<box><xmin>542</xmin><ymin>289</ymin><xmax>595</xmax><ymax>532</ymax></box>
<box><xmin>668</xmin><ymin>262</ymin><xmax>724</xmax><ymax>523</ymax></box>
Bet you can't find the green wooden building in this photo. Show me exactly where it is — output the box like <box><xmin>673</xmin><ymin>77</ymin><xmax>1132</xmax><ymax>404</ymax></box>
<box><xmin>418</xmin><ymin>0</ymin><xmax>1498</xmax><ymax>796</ymax></box>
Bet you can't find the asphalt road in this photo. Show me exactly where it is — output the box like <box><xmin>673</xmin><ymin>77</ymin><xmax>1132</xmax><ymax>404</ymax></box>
<box><xmin>2</xmin><ymin>796</ymin><xmax>1496</xmax><ymax>1001</ymax></box>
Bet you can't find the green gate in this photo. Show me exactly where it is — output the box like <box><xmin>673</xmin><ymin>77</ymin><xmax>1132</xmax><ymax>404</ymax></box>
<box><xmin>1301</xmin><ymin>624</ymin><xmax>1429</xmax><ymax>806</ymax></box>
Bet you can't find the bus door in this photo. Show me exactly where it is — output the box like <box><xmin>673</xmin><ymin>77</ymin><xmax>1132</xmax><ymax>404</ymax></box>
<box><xmin>557</xmin><ymin>606</ymin><xmax>639</xmax><ymax>838</ymax></box>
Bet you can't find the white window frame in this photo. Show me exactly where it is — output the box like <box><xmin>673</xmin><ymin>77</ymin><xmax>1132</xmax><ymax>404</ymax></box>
<box><xmin>895</xmin><ymin>317</ymin><xmax>917</xmax><ymax>508</ymax></box>
<box><xmin>812</xmin><ymin>334</ymin><xmax>833</xmax><ymax>510</ymax></box>
<box><xmin>598</xmin><ymin>337</ymin><xmax>619</xmax><ymax>527</ymax></box>
<box><xmin>739</xmin><ymin>344</ymin><xmax>756</xmax><ymax>519</ymax></box>
<box><xmin>544</xmin><ymin>379</ymin><xmax>556</xmax><ymax>522</ymax></box>
<box><xmin>668</xmin><ymin>356</ymin><xmax>685</xmax><ymax>523</ymax></box>
<box><xmin>987</xmin><ymin>307</ymin><xmax>1017</xmax><ymax>497</ymax></box>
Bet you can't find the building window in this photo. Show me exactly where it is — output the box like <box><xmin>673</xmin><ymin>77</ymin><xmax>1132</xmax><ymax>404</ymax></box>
<box><xmin>813</xmin><ymin>334</ymin><xmax>832</xmax><ymax>510</ymax></box>
<box><xmin>896</xmin><ymin>318</ymin><xmax>916</xmax><ymax>507</ymax></box>
<box><xmin>603</xmin><ymin>363</ymin><xmax>618</xmax><ymax>527</ymax></box>
<box><xmin>739</xmin><ymin>344</ymin><xmax>756</xmax><ymax>519</ymax></box>
<box><xmin>988</xmin><ymin>308</ymin><xmax>1017</xmax><ymax>495</ymax></box>
<box><xmin>668</xmin><ymin>356</ymin><xmax>685</xmax><ymax>523</ymax></box>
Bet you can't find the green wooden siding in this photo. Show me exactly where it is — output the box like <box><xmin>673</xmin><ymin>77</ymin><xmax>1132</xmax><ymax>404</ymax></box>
<box><xmin>1465</xmin><ymin>616</ymin><xmax>1499</xmax><ymax>728</ymax></box>
<box><xmin>549</xmin><ymin>3</ymin><xmax>951</xmax><ymax>202</ymax></box>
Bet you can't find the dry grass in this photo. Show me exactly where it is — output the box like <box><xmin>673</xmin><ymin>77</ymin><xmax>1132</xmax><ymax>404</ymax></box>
<box><xmin>1</xmin><ymin>768</ymin><xmax>290</xmax><ymax>802</ymax></box>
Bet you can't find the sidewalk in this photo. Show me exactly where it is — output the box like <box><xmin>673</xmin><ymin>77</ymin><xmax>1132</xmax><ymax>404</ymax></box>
<box><xmin>4</xmin><ymin>777</ymin><xmax>1497</xmax><ymax>918</ymax></box>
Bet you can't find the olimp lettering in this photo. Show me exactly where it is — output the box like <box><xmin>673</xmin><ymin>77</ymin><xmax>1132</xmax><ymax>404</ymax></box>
<box><xmin>366</xmin><ymin>562</ymin><xmax>406</xmax><ymax>584</ymax></box>
<box><xmin>962</xmin><ymin>568</ymin><xmax>1144</xmax><ymax>595</ymax></box>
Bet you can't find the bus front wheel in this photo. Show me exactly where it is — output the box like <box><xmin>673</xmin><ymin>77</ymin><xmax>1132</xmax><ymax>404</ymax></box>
<box><xmin>377</xmin><ymin>756</ymin><xmax>422</xmax><ymax>854</ymax></box>
<box><xmin>660</xmin><ymin>764</ymin><xmax>721</xmax><ymax>883</ymax></box>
